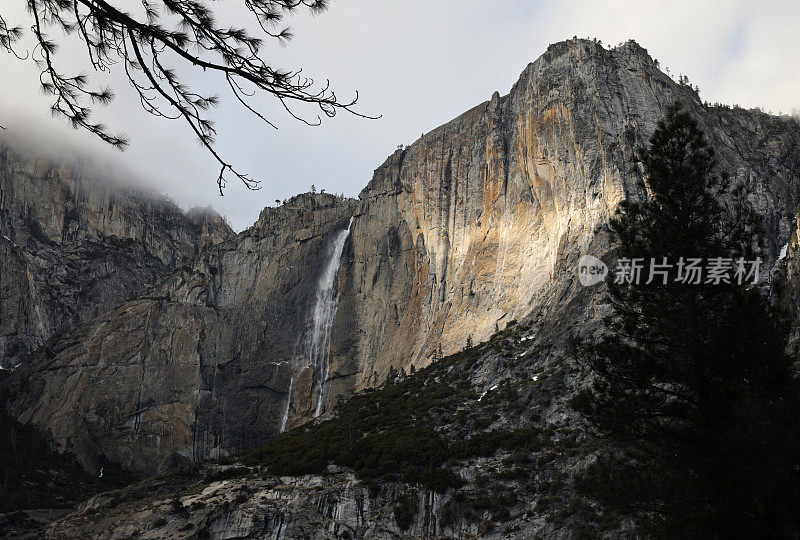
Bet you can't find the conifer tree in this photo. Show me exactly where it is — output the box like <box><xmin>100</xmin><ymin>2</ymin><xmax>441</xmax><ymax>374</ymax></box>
<box><xmin>572</xmin><ymin>102</ymin><xmax>800</xmax><ymax>535</ymax></box>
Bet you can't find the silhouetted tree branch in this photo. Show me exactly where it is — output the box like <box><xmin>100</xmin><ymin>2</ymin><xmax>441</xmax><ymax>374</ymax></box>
<box><xmin>1</xmin><ymin>0</ymin><xmax>376</xmax><ymax>193</ymax></box>
<box><xmin>0</xmin><ymin>13</ymin><xmax>22</xmax><ymax>131</ymax></box>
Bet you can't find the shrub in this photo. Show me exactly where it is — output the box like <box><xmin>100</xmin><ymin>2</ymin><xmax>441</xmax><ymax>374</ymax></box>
<box><xmin>243</xmin><ymin>333</ymin><xmax>535</xmax><ymax>492</ymax></box>
<box><xmin>203</xmin><ymin>466</ymin><xmax>251</xmax><ymax>483</ymax></box>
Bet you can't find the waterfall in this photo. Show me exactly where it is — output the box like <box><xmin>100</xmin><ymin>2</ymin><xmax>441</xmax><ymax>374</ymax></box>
<box><xmin>280</xmin><ymin>217</ymin><xmax>352</xmax><ymax>431</ymax></box>
<box><xmin>279</xmin><ymin>375</ymin><xmax>294</xmax><ymax>433</ymax></box>
<box><xmin>310</xmin><ymin>218</ymin><xmax>353</xmax><ymax>416</ymax></box>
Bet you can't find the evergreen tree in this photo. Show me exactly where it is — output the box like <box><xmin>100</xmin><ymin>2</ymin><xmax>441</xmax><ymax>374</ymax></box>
<box><xmin>385</xmin><ymin>366</ymin><xmax>399</xmax><ymax>386</ymax></box>
<box><xmin>572</xmin><ymin>102</ymin><xmax>800</xmax><ymax>535</ymax></box>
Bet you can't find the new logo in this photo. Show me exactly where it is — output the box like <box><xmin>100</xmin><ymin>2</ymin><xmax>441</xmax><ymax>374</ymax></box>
<box><xmin>578</xmin><ymin>255</ymin><xmax>608</xmax><ymax>286</ymax></box>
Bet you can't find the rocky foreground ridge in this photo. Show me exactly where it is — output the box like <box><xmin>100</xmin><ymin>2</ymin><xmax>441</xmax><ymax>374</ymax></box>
<box><xmin>2</xmin><ymin>38</ymin><xmax>800</xmax><ymax>537</ymax></box>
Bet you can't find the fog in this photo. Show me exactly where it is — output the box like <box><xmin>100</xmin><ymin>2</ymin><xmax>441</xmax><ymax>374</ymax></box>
<box><xmin>0</xmin><ymin>112</ymin><xmax>159</xmax><ymax>198</ymax></box>
<box><xmin>1</xmin><ymin>0</ymin><xmax>798</xmax><ymax>231</ymax></box>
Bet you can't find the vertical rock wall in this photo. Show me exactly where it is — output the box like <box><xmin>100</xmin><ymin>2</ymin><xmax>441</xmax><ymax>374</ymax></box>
<box><xmin>327</xmin><ymin>39</ymin><xmax>800</xmax><ymax>406</ymax></box>
<box><xmin>0</xmin><ymin>140</ymin><xmax>234</xmax><ymax>367</ymax></box>
<box><xmin>4</xmin><ymin>193</ymin><xmax>357</xmax><ymax>472</ymax></box>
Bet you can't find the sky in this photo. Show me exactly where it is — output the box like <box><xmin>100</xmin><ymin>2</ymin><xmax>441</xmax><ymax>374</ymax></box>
<box><xmin>1</xmin><ymin>0</ymin><xmax>798</xmax><ymax>231</ymax></box>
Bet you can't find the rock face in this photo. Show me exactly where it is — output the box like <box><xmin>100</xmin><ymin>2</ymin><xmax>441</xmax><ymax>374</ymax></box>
<box><xmin>4</xmin><ymin>39</ymin><xmax>800</xmax><ymax>476</ymax></box>
<box><xmin>39</xmin><ymin>467</ymin><xmax>459</xmax><ymax>540</ymax></box>
<box><xmin>5</xmin><ymin>192</ymin><xmax>357</xmax><ymax>473</ymax></box>
<box><xmin>328</xmin><ymin>38</ymin><xmax>800</xmax><ymax>402</ymax></box>
<box><xmin>0</xmin><ymin>139</ymin><xmax>234</xmax><ymax>367</ymax></box>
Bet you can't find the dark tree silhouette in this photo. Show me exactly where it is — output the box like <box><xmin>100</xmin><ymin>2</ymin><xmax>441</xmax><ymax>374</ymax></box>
<box><xmin>572</xmin><ymin>102</ymin><xmax>800</xmax><ymax>535</ymax></box>
<box><xmin>0</xmin><ymin>1</ymin><xmax>374</xmax><ymax>193</ymax></box>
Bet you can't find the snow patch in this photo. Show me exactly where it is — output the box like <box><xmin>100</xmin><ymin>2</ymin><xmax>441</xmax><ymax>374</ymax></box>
<box><xmin>477</xmin><ymin>384</ymin><xmax>499</xmax><ymax>402</ymax></box>
<box><xmin>779</xmin><ymin>243</ymin><xmax>789</xmax><ymax>260</ymax></box>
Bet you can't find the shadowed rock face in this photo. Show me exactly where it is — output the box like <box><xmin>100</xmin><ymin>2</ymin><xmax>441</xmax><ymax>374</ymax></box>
<box><xmin>0</xmin><ymin>140</ymin><xmax>234</xmax><ymax>367</ymax></box>
<box><xmin>5</xmin><ymin>192</ymin><xmax>357</xmax><ymax>473</ymax></box>
<box><xmin>4</xmin><ymin>39</ymin><xmax>800</xmax><ymax>475</ymax></box>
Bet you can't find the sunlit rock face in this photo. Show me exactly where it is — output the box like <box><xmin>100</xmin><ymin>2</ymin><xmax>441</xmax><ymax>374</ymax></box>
<box><xmin>0</xmin><ymin>140</ymin><xmax>234</xmax><ymax>367</ymax></box>
<box><xmin>327</xmin><ymin>39</ymin><xmax>800</xmax><ymax>405</ymax></box>
<box><xmin>4</xmin><ymin>39</ymin><xmax>800</xmax><ymax>474</ymax></box>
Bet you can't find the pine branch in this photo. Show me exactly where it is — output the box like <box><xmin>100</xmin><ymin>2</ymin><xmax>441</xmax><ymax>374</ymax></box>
<box><xmin>4</xmin><ymin>0</ymin><xmax>379</xmax><ymax>192</ymax></box>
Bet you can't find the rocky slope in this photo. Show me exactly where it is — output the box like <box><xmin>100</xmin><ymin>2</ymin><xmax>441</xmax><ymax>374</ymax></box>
<box><xmin>37</xmin><ymin>468</ymin><xmax>492</xmax><ymax>539</ymax></box>
<box><xmin>4</xmin><ymin>37</ymin><xmax>800</xmax><ymax>485</ymax></box>
<box><xmin>27</xmin><ymin>320</ymin><xmax>624</xmax><ymax>539</ymax></box>
<box><xmin>0</xmin><ymin>139</ymin><xmax>234</xmax><ymax>367</ymax></box>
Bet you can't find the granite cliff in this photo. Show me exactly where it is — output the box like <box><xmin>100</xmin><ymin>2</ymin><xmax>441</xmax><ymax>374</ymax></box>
<box><xmin>4</xmin><ymin>190</ymin><xmax>357</xmax><ymax>473</ymax></box>
<box><xmin>3</xmin><ymin>38</ymin><xmax>800</xmax><ymax>495</ymax></box>
<box><xmin>322</xmin><ymin>38</ymin><xmax>800</xmax><ymax>411</ymax></box>
<box><xmin>0</xmin><ymin>139</ymin><xmax>234</xmax><ymax>368</ymax></box>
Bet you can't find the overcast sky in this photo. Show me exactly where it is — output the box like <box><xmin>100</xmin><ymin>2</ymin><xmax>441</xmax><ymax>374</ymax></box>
<box><xmin>1</xmin><ymin>0</ymin><xmax>798</xmax><ymax>230</ymax></box>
